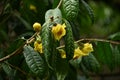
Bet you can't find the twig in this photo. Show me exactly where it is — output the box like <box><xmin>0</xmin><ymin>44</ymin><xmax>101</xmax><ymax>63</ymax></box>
<box><xmin>57</xmin><ymin>0</ymin><xmax>63</xmax><ymax>8</ymax></box>
<box><xmin>56</xmin><ymin>38</ymin><xmax>120</xmax><ymax>49</ymax></box>
<box><xmin>27</xmin><ymin>32</ymin><xmax>38</xmax><ymax>43</ymax></box>
<box><xmin>56</xmin><ymin>45</ymin><xmax>65</xmax><ymax>49</ymax></box>
<box><xmin>0</xmin><ymin>32</ymin><xmax>38</xmax><ymax>62</ymax></box>
<box><xmin>0</xmin><ymin>44</ymin><xmax>25</xmax><ymax>62</ymax></box>
<box><xmin>76</xmin><ymin>38</ymin><xmax>120</xmax><ymax>44</ymax></box>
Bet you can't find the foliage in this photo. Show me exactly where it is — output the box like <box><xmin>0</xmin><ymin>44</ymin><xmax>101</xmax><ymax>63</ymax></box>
<box><xmin>0</xmin><ymin>0</ymin><xmax>120</xmax><ymax>80</ymax></box>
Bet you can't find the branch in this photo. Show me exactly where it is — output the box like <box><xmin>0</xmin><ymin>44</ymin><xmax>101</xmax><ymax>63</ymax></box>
<box><xmin>57</xmin><ymin>38</ymin><xmax>120</xmax><ymax>49</ymax></box>
<box><xmin>76</xmin><ymin>38</ymin><xmax>120</xmax><ymax>44</ymax></box>
<box><xmin>0</xmin><ymin>44</ymin><xmax>25</xmax><ymax>62</ymax></box>
<box><xmin>0</xmin><ymin>32</ymin><xmax>39</xmax><ymax>62</ymax></box>
<box><xmin>57</xmin><ymin>0</ymin><xmax>63</xmax><ymax>8</ymax></box>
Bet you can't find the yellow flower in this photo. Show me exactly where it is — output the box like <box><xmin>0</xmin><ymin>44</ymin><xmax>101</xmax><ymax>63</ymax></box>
<box><xmin>30</xmin><ymin>4</ymin><xmax>37</xmax><ymax>12</ymax></box>
<box><xmin>73</xmin><ymin>47</ymin><xmax>84</xmax><ymax>59</ymax></box>
<box><xmin>73</xmin><ymin>43</ymin><xmax>93</xmax><ymax>59</ymax></box>
<box><xmin>34</xmin><ymin>41</ymin><xmax>43</xmax><ymax>53</ymax></box>
<box><xmin>59</xmin><ymin>49</ymin><xmax>66</xmax><ymax>58</ymax></box>
<box><xmin>51</xmin><ymin>23</ymin><xmax>66</xmax><ymax>41</ymax></box>
<box><xmin>82</xmin><ymin>43</ymin><xmax>93</xmax><ymax>55</ymax></box>
<box><xmin>33</xmin><ymin>22</ymin><xmax>41</xmax><ymax>32</ymax></box>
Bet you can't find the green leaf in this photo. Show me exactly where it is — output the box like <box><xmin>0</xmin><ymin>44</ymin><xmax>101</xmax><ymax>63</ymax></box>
<box><xmin>2</xmin><ymin>62</ymin><xmax>15</xmax><ymax>77</ymax></box>
<box><xmin>81</xmin><ymin>0</ymin><xmax>94</xmax><ymax>23</ymax></box>
<box><xmin>69</xmin><ymin>57</ymin><xmax>82</xmax><ymax>69</ymax></box>
<box><xmin>56</xmin><ymin>58</ymin><xmax>68</xmax><ymax>80</ymax></box>
<box><xmin>45</xmin><ymin>8</ymin><xmax>62</xmax><ymax>24</ymax></box>
<box><xmin>41</xmin><ymin>23</ymin><xmax>52</xmax><ymax>69</ymax></box>
<box><xmin>18</xmin><ymin>32</ymin><xmax>34</xmax><ymax>39</ymax></box>
<box><xmin>23</xmin><ymin>45</ymin><xmax>46</xmax><ymax>77</ymax></box>
<box><xmin>108</xmin><ymin>32</ymin><xmax>120</xmax><ymax>40</ymax></box>
<box><xmin>94</xmin><ymin>42</ymin><xmax>113</xmax><ymax>70</ymax></box>
<box><xmin>64</xmin><ymin>19</ymin><xmax>75</xmax><ymax>60</ymax></box>
<box><xmin>112</xmin><ymin>45</ymin><xmax>120</xmax><ymax>67</ymax></box>
<box><xmin>82</xmin><ymin>53</ymin><xmax>100</xmax><ymax>73</ymax></box>
<box><xmin>79</xmin><ymin>62</ymin><xmax>89</xmax><ymax>77</ymax></box>
<box><xmin>62</xmin><ymin>0</ymin><xmax>79</xmax><ymax>20</ymax></box>
<box><xmin>20</xmin><ymin>60</ymin><xmax>31</xmax><ymax>73</ymax></box>
<box><xmin>51</xmin><ymin>40</ymin><xmax>59</xmax><ymax>70</ymax></box>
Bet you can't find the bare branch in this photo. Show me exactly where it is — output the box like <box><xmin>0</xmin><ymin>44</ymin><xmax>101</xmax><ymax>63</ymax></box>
<box><xmin>57</xmin><ymin>0</ymin><xmax>63</xmax><ymax>8</ymax></box>
<box><xmin>0</xmin><ymin>32</ymin><xmax>38</xmax><ymax>62</ymax></box>
<box><xmin>57</xmin><ymin>38</ymin><xmax>120</xmax><ymax>49</ymax></box>
<box><xmin>0</xmin><ymin>44</ymin><xmax>25</xmax><ymax>62</ymax></box>
<box><xmin>76</xmin><ymin>38</ymin><xmax>120</xmax><ymax>44</ymax></box>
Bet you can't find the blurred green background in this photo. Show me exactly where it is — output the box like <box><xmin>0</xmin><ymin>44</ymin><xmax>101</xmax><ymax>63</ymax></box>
<box><xmin>0</xmin><ymin>0</ymin><xmax>120</xmax><ymax>80</ymax></box>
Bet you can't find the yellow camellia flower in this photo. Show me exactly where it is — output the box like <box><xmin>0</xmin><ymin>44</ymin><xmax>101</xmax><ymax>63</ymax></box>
<box><xmin>82</xmin><ymin>43</ymin><xmax>93</xmax><ymax>55</ymax></box>
<box><xmin>51</xmin><ymin>23</ymin><xmax>66</xmax><ymax>41</ymax></box>
<box><xmin>73</xmin><ymin>47</ymin><xmax>85</xmax><ymax>59</ymax></box>
<box><xmin>33</xmin><ymin>22</ymin><xmax>41</xmax><ymax>32</ymax></box>
<box><xmin>30</xmin><ymin>4</ymin><xmax>37</xmax><ymax>12</ymax></box>
<box><xmin>59</xmin><ymin>49</ymin><xmax>66</xmax><ymax>58</ymax></box>
<box><xmin>34</xmin><ymin>41</ymin><xmax>43</xmax><ymax>53</ymax></box>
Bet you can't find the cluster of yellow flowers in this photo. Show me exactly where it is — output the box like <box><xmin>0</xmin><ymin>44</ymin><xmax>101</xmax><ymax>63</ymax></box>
<box><xmin>33</xmin><ymin>22</ymin><xmax>43</xmax><ymax>53</ymax></box>
<box><xmin>60</xmin><ymin>43</ymin><xmax>93</xmax><ymax>59</ymax></box>
<box><xmin>33</xmin><ymin>22</ymin><xmax>66</xmax><ymax>40</ymax></box>
<box><xmin>33</xmin><ymin>22</ymin><xmax>66</xmax><ymax>53</ymax></box>
<box><xmin>33</xmin><ymin>22</ymin><xmax>93</xmax><ymax>59</ymax></box>
<box><xmin>73</xmin><ymin>43</ymin><xmax>93</xmax><ymax>59</ymax></box>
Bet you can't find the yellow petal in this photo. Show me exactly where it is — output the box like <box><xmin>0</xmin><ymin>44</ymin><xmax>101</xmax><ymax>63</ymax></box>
<box><xmin>34</xmin><ymin>41</ymin><xmax>43</xmax><ymax>53</ymax></box>
<box><xmin>82</xmin><ymin>43</ymin><xmax>93</xmax><ymax>54</ymax></box>
<box><xmin>73</xmin><ymin>47</ymin><xmax>84</xmax><ymax>59</ymax></box>
<box><xmin>37</xmin><ymin>43</ymin><xmax>43</xmax><ymax>53</ymax></box>
<box><xmin>34</xmin><ymin>41</ymin><xmax>39</xmax><ymax>48</ymax></box>
<box><xmin>59</xmin><ymin>49</ymin><xmax>66</xmax><ymax>58</ymax></box>
<box><xmin>52</xmin><ymin>23</ymin><xmax>66</xmax><ymax>40</ymax></box>
<box><xmin>62</xmin><ymin>23</ymin><xmax>66</xmax><ymax>28</ymax></box>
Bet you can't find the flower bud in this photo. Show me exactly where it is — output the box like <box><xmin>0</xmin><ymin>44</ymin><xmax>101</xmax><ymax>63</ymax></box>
<box><xmin>33</xmin><ymin>22</ymin><xmax>41</xmax><ymax>32</ymax></box>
